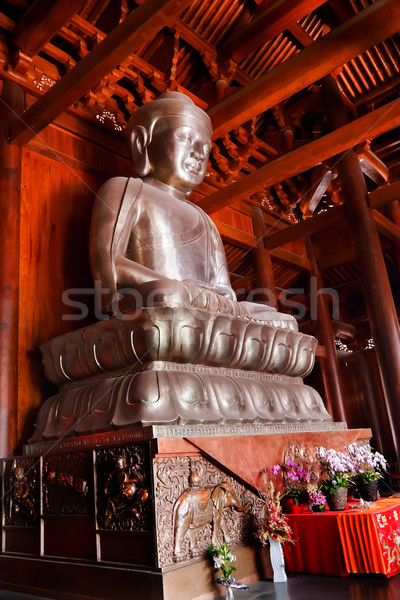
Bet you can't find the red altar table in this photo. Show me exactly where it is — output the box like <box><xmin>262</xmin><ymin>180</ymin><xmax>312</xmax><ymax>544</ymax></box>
<box><xmin>284</xmin><ymin>498</ymin><xmax>400</xmax><ymax>578</ymax></box>
<box><xmin>284</xmin><ymin>509</ymin><xmax>348</xmax><ymax>576</ymax></box>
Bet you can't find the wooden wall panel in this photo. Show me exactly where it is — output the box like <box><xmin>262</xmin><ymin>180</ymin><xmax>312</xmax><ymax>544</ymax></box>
<box><xmin>17</xmin><ymin>132</ymin><xmax>125</xmax><ymax>447</ymax></box>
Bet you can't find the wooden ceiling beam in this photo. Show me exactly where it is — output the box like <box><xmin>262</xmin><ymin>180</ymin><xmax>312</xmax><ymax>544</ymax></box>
<box><xmin>11</xmin><ymin>0</ymin><xmax>85</xmax><ymax>57</ymax></box>
<box><xmin>368</xmin><ymin>181</ymin><xmax>400</xmax><ymax>210</ymax></box>
<box><xmin>271</xmin><ymin>247</ymin><xmax>312</xmax><ymax>272</ymax></box>
<box><xmin>219</xmin><ymin>0</ymin><xmax>326</xmax><ymax>63</ymax></box>
<box><xmin>372</xmin><ymin>209</ymin><xmax>400</xmax><ymax>244</ymax></box>
<box><xmin>209</xmin><ymin>0</ymin><xmax>400</xmax><ymax>138</ymax></box>
<box><xmin>264</xmin><ymin>206</ymin><xmax>345</xmax><ymax>250</ymax></box>
<box><xmin>201</xmin><ymin>98</ymin><xmax>400</xmax><ymax>214</ymax></box>
<box><xmin>214</xmin><ymin>220</ymin><xmax>255</xmax><ymax>248</ymax></box>
<box><xmin>287</xmin><ymin>22</ymin><xmax>315</xmax><ymax>47</ymax></box>
<box><xmin>9</xmin><ymin>0</ymin><xmax>192</xmax><ymax>146</ymax></box>
<box><xmin>214</xmin><ymin>219</ymin><xmax>311</xmax><ymax>270</ymax></box>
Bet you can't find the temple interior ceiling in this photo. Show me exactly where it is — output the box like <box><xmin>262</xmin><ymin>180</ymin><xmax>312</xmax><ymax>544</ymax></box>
<box><xmin>1</xmin><ymin>0</ymin><xmax>400</xmax><ymax>344</ymax></box>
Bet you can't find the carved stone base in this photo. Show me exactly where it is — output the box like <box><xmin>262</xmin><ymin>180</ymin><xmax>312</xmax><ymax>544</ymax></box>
<box><xmin>31</xmin><ymin>361</ymin><xmax>332</xmax><ymax>442</ymax></box>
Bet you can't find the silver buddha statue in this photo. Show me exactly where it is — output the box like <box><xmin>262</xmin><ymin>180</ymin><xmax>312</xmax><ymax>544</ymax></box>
<box><xmin>32</xmin><ymin>92</ymin><xmax>332</xmax><ymax>442</ymax></box>
<box><xmin>90</xmin><ymin>91</ymin><xmax>296</xmax><ymax>329</ymax></box>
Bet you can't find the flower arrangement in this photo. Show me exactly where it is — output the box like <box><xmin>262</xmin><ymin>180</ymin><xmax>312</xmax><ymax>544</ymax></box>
<box><xmin>315</xmin><ymin>446</ymin><xmax>354</xmax><ymax>494</ymax></box>
<box><xmin>207</xmin><ymin>543</ymin><xmax>249</xmax><ymax>596</ymax></box>
<box><xmin>282</xmin><ymin>460</ymin><xmax>311</xmax><ymax>505</ymax></box>
<box><xmin>207</xmin><ymin>543</ymin><xmax>237</xmax><ymax>580</ymax></box>
<box><xmin>347</xmin><ymin>442</ymin><xmax>387</xmax><ymax>483</ymax></box>
<box><xmin>254</xmin><ymin>470</ymin><xmax>295</xmax><ymax>546</ymax></box>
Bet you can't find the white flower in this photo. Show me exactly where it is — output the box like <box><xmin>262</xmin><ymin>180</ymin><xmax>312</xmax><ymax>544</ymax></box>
<box><xmin>230</xmin><ymin>554</ymin><xmax>237</xmax><ymax>562</ymax></box>
<box><xmin>214</xmin><ymin>557</ymin><xmax>222</xmax><ymax>569</ymax></box>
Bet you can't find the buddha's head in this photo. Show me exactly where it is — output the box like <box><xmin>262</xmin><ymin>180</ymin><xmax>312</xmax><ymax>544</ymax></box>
<box><xmin>127</xmin><ymin>92</ymin><xmax>212</xmax><ymax>194</ymax></box>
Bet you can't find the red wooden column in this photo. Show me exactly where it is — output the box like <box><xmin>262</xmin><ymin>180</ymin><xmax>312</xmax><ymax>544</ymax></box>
<box><xmin>251</xmin><ymin>207</ymin><xmax>278</xmax><ymax>308</ymax></box>
<box><xmin>306</xmin><ymin>237</ymin><xmax>346</xmax><ymax>422</ymax></box>
<box><xmin>0</xmin><ymin>82</ymin><xmax>24</xmax><ymax>457</ymax></box>
<box><xmin>323</xmin><ymin>75</ymin><xmax>400</xmax><ymax>463</ymax></box>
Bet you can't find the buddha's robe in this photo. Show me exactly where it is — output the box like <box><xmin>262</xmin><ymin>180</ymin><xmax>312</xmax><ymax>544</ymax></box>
<box><xmin>90</xmin><ymin>176</ymin><xmax>297</xmax><ymax>330</ymax></box>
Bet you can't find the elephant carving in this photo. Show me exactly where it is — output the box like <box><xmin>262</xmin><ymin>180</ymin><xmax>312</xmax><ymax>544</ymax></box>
<box><xmin>172</xmin><ymin>481</ymin><xmax>248</xmax><ymax>561</ymax></box>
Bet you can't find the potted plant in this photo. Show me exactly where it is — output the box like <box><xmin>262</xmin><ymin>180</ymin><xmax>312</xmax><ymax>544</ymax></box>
<box><xmin>315</xmin><ymin>446</ymin><xmax>354</xmax><ymax>511</ymax></box>
<box><xmin>307</xmin><ymin>485</ymin><xmax>327</xmax><ymax>512</ymax></box>
<box><xmin>347</xmin><ymin>442</ymin><xmax>387</xmax><ymax>501</ymax></box>
<box><xmin>207</xmin><ymin>543</ymin><xmax>248</xmax><ymax>599</ymax></box>
<box><xmin>282</xmin><ymin>460</ymin><xmax>311</xmax><ymax>511</ymax></box>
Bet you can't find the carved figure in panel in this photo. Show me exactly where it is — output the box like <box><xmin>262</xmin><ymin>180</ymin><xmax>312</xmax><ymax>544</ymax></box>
<box><xmin>282</xmin><ymin>441</ymin><xmax>319</xmax><ymax>489</ymax></box>
<box><xmin>4</xmin><ymin>458</ymin><xmax>39</xmax><ymax>526</ymax></box>
<box><xmin>90</xmin><ymin>91</ymin><xmax>296</xmax><ymax>330</ymax></box>
<box><xmin>96</xmin><ymin>446</ymin><xmax>150</xmax><ymax>531</ymax></box>
<box><xmin>43</xmin><ymin>452</ymin><xmax>91</xmax><ymax>516</ymax></box>
<box><xmin>154</xmin><ymin>456</ymin><xmax>261</xmax><ymax>567</ymax></box>
<box><xmin>173</xmin><ymin>462</ymin><xmax>248</xmax><ymax>561</ymax></box>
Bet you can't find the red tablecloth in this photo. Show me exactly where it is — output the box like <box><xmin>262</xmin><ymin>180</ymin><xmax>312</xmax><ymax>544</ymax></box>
<box><xmin>337</xmin><ymin>497</ymin><xmax>400</xmax><ymax>576</ymax></box>
<box><xmin>283</xmin><ymin>498</ymin><xmax>400</xmax><ymax>578</ymax></box>
<box><xmin>284</xmin><ymin>509</ymin><xmax>348</xmax><ymax>576</ymax></box>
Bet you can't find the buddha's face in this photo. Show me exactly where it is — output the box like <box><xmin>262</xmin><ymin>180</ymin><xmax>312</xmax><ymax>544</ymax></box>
<box><xmin>146</xmin><ymin>116</ymin><xmax>211</xmax><ymax>193</ymax></box>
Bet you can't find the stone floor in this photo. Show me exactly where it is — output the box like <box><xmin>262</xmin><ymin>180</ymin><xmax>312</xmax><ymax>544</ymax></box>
<box><xmin>215</xmin><ymin>573</ymin><xmax>400</xmax><ymax>600</ymax></box>
<box><xmin>1</xmin><ymin>573</ymin><xmax>400</xmax><ymax>600</ymax></box>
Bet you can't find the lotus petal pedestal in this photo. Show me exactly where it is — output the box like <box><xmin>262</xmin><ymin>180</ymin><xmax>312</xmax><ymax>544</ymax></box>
<box><xmin>31</xmin><ymin>306</ymin><xmax>332</xmax><ymax>441</ymax></box>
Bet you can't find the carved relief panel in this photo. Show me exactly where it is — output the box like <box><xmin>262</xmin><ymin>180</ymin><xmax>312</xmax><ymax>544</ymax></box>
<box><xmin>95</xmin><ymin>444</ymin><xmax>152</xmax><ymax>532</ymax></box>
<box><xmin>43</xmin><ymin>451</ymin><xmax>92</xmax><ymax>515</ymax></box>
<box><xmin>153</xmin><ymin>456</ymin><xmax>263</xmax><ymax>568</ymax></box>
<box><xmin>3</xmin><ymin>457</ymin><xmax>40</xmax><ymax>527</ymax></box>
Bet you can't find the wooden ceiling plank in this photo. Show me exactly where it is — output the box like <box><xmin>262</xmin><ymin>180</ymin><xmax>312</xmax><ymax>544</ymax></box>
<box><xmin>209</xmin><ymin>0</ymin><xmax>400</xmax><ymax>138</ymax></box>
<box><xmin>201</xmin><ymin>98</ymin><xmax>400</xmax><ymax>214</ymax></box>
<box><xmin>318</xmin><ymin>247</ymin><xmax>357</xmax><ymax>270</ymax></box>
<box><xmin>10</xmin><ymin>0</ymin><xmax>192</xmax><ymax>146</ymax></box>
<box><xmin>12</xmin><ymin>0</ymin><xmax>86</xmax><ymax>56</ymax></box>
<box><xmin>372</xmin><ymin>209</ymin><xmax>400</xmax><ymax>243</ymax></box>
<box><xmin>219</xmin><ymin>0</ymin><xmax>326</xmax><ymax>63</ymax></box>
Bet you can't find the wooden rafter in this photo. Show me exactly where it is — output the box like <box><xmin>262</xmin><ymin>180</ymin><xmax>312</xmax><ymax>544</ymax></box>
<box><xmin>209</xmin><ymin>0</ymin><xmax>400</xmax><ymax>138</ymax></box>
<box><xmin>12</xmin><ymin>0</ymin><xmax>86</xmax><ymax>57</ymax></box>
<box><xmin>10</xmin><ymin>0</ymin><xmax>192</xmax><ymax>146</ymax></box>
<box><xmin>201</xmin><ymin>98</ymin><xmax>400</xmax><ymax>214</ymax></box>
<box><xmin>219</xmin><ymin>0</ymin><xmax>326</xmax><ymax>63</ymax></box>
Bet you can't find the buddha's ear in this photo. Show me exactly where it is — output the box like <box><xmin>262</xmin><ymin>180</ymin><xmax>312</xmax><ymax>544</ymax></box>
<box><xmin>130</xmin><ymin>125</ymin><xmax>150</xmax><ymax>176</ymax></box>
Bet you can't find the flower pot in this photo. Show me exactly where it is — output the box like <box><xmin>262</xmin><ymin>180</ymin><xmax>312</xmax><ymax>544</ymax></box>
<box><xmin>282</xmin><ymin>498</ymin><xmax>303</xmax><ymax>514</ymax></box>
<box><xmin>326</xmin><ymin>487</ymin><xmax>348</xmax><ymax>511</ymax></box>
<box><xmin>357</xmin><ymin>479</ymin><xmax>379</xmax><ymax>502</ymax></box>
<box><xmin>311</xmin><ymin>504</ymin><xmax>326</xmax><ymax>513</ymax></box>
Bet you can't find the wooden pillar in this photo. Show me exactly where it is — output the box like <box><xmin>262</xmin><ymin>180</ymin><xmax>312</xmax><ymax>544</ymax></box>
<box><xmin>356</xmin><ymin>354</ymin><xmax>385</xmax><ymax>455</ymax></box>
<box><xmin>0</xmin><ymin>81</ymin><xmax>23</xmax><ymax>457</ymax></box>
<box><xmin>251</xmin><ymin>207</ymin><xmax>278</xmax><ymax>307</ymax></box>
<box><xmin>323</xmin><ymin>75</ymin><xmax>400</xmax><ymax>464</ymax></box>
<box><xmin>306</xmin><ymin>237</ymin><xmax>346</xmax><ymax>422</ymax></box>
<box><xmin>387</xmin><ymin>200</ymin><xmax>400</xmax><ymax>269</ymax></box>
